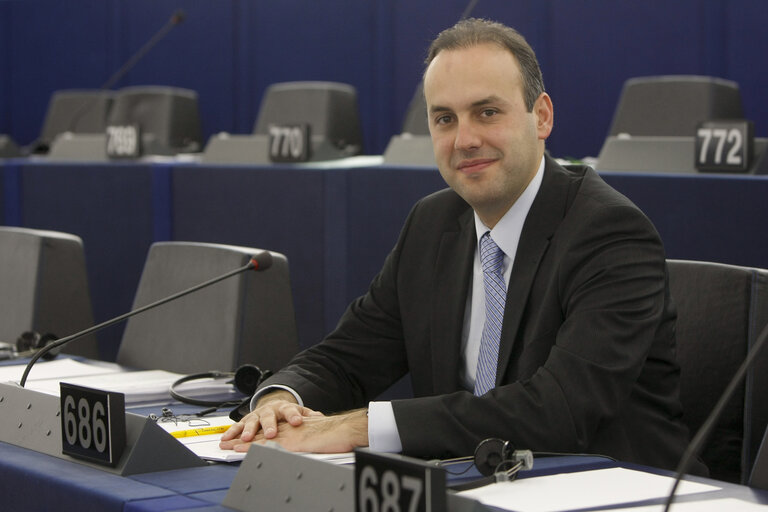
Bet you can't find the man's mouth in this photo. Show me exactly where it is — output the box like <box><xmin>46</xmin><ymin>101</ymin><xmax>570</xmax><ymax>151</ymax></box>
<box><xmin>456</xmin><ymin>158</ymin><xmax>496</xmax><ymax>174</ymax></box>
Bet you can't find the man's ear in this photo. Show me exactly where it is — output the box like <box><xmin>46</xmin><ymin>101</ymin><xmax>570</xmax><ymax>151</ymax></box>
<box><xmin>534</xmin><ymin>92</ymin><xmax>554</xmax><ymax>140</ymax></box>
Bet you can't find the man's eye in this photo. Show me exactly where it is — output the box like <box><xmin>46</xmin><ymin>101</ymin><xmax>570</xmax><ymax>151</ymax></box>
<box><xmin>481</xmin><ymin>109</ymin><xmax>498</xmax><ymax>117</ymax></box>
<box><xmin>435</xmin><ymin>115</ymin><xmax>452</xmax><ymax>125</ymax></box>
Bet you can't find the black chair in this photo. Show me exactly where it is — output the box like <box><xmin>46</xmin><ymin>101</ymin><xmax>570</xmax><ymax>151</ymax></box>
<box><xmin>667</xmin><ymin>259</ymin><xmax>768</xmax><ymax>484</ymax></box>
<box><xmin>400</xmin><ymin>81</ymin><xmax>429</xmax><ymax>136</ymax></box>
<box><xmin>116</xmin><ymin>242</ymin><xmax>299</xmax><ymax>375</ymax></box>
<box><xmin>607</xmin><ymin>75</ymin><xmax>743</xmax><ymax>137</ymax></box>
<box><xmin>107</xmin><ymin>85</ymin><xmax>203</xmax><ymax>155</ymax></box>
<box><xmin>0</xmin><ymin>227</ymin><xmax>99</xmax><ymax>358</ymax></box>
<box><xmin>382</xmin><ymin>81</ymin><xmax>435</xmax><ymax>166</ymax></box>
<box><xmin>253</xmin><ymin>81</ymin><xmax>363</xmax><ymax>160</ymax></box>
<box><xmin>34</xmin><ymin>89</ymin><xmax>115</xmax><ymax>153</ymax></box>
<box><xmin>0</xmin><ymin>135</ymin><xmax>22</xmax><ymax>157</ymax></box>
<box><xmin>596</xmin><ymin>75</ymin><xmax>747</xmax><ymax>173</ymax></box>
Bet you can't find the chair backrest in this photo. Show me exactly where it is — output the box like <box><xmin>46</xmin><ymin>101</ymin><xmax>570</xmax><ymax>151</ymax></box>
<box><xmin>0</xmin><ymin>135</ymin><xmax>22</xmax><ymax>157</ymax></box>
<box><xmin>0</xmin><ymin>227</ymin><xmax>99</xmax><ymax>358</ymax></box>
<box><xmin>607</xmin><ymin>75</ymin><xmax>743</xmax><ymax>137</ymax></box>
<box><xmin>400</xmin><ymin>81</ymin><xmax>429</xmax><ymax>136</ymax></box>
<box><xmin>253</xmin><ymin>81</ymin><xmax>363</xmax><ymax>159</ymax></box>
<box><xmin>38</xmin><ymin>89</ymin><xmax>115</xmax><ymax>150</ymax></box>
<box><xmin>107</xmin><ymin>86</ymin><xmax>202</xmax><ymax>155</ymax></box>
<box><xmin>667</xmin><ymin>259</ymin><xmax>768</xmax><ymax>484</ymax></box>
<box><xmin>116</xmin><ymin>242</ymin><xmax>299</xmax><ymax>375</ymax></box>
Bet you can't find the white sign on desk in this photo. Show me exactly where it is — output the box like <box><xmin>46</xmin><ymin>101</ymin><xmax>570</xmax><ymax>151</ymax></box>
<box><xmin>458</xmin><ymin>467</ymin><xmax>720</xmax><ymax>512</ymax></box>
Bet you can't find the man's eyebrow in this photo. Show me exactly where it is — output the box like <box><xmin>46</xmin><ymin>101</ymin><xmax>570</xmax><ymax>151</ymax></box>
<box><xmin>428</xmin><ymin>95</ymin><xmax>504</xmax><ymax>115</ymax></box>
<box><xmin>471</xmin><ymin>95</ymin><xmax>503</xmax><ymax>107</ymax></box>
<box><xmin>428</xmin><ymin>104</ymin><xmax>452</xmax><ymax>115</ymax></box>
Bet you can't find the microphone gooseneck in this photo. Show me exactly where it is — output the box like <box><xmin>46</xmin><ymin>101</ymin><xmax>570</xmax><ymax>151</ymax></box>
<box><xmin>55</xmin><ymin>8</ymin><xmax>187</xmax><ymax>142</ymax></box>
<box><xmin>18</xmin><ymin>251</ymin><xmax>271</xmax><ymax>387</ymax></box>
<box><xmin>99</xmin><ymin>9</ymin><xmax>186</xmax><ymax>91</ymax></box>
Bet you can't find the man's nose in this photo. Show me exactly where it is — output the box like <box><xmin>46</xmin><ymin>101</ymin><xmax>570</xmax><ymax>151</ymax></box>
<box><xmin>453</xmin><ymin>120</ymin><xmax>482</xmax><ymax>151</ymax></box>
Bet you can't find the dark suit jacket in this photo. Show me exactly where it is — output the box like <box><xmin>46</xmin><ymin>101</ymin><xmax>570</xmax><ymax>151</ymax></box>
<box><xmin>261</xmin><ymin>156</ymin><xmax>696</xmax><ymax>472</ymax></box>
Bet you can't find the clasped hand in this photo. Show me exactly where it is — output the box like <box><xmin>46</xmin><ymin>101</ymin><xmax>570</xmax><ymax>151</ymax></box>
<box><xmin>219</xmin><ymin>390</ymin><xmax>368</xmax><ymax>453</ymax></box>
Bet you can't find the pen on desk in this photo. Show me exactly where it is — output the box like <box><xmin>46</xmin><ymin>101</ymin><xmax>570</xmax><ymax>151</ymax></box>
<box><xmin>170</xmin><ymin>425</ymin><xmax>231</xmax><ymax>438</ymax></box>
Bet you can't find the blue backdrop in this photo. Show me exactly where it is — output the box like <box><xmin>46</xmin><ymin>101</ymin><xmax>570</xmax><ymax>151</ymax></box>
<box><xmin>2</xmin><ymin>0</ymin><xmax>768</xmax><ymax>160</ymax></box>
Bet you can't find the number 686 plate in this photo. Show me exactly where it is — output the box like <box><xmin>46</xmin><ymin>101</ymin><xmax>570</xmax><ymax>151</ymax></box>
<box><xmin>60</xmin><ymin>383</ymin><xmax>126</xmax><ymax>466</ymax></box>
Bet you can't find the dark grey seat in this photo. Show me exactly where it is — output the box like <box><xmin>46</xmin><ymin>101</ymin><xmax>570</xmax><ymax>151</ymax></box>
<box><xmin>400</xmin><ymin>81</ymin><xmax>429</xmax><ymax>136</ymax></box>
<box><xmin>116</xmin><ymin>242</ymin><xmax>299</xmax><ymax>375</ymax></box>
<box><xmin>607</xmin><ymin>75</ymin><xmax>743</xmax><ymax>137</ymax></box>
<box><xmin>254</xmin><ymin>81</ymin><xmax>363</xmax><ymax>160</ymax></box>
<box><xmin>667</xmin><ymin>259</ymin><xmax>768</xmax><ymax>484</ymax></box>
<box><xmin>595</xmin><ymin>76</ymin><xmax>747</xmax><ymax>173</ymax></box>
<box><xmin>0</xmin><ymin>227</ymin><xmax>99</xmax><ymax>358</ymax></box>
<box><xmin>107</xmin><ymin>85</ymin><xmax>203</xmax><ymax>155</ymax></box>
<box><xmin>35</xmin><ymin>89</ymin><xmax>115</xmax><ymax>153</ymax></box>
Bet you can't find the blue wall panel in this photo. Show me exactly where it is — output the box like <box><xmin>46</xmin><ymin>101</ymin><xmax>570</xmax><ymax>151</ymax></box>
<box><xmin>2</xmin><ymin>0</ymin><xmax>767</xmax><ymax>160</ymax></box>
<box><xmin>170</xmin><ymin>165</ymin><xmax>334</xmax><ymax>350</ymax></box>
<box><xmin>727</xmin><ymin>0</ymin><xmax>768</xmax><ymax>144</ymax></box>
<box><xmin>113</xmin><ymin>0</ymin><xmax>238</xmax><ymax>147</ymax></box>
<box><xmin>6</xmin><ymin>1</ymin><xmax>116</xmax><ymax>145</ymax></box>
<box><xmin>547</xmin><ymin>0</ymin><xmax>718</xmax><ymax>158</ymax></box>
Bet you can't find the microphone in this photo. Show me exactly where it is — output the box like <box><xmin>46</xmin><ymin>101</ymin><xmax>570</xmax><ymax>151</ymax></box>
<box><xmin>99</xmin><ymin>8</ymin><xmax>186</xmax><ymax>91</ymax></box>
<box><xmin>18</xmin><ymin>250</ymin><xmax>273</xmax><ymax>387</ymax></box>
<box><xmin>663</xmin><ymin>318</ymin><xmax>768</xmax><ymax>510</ymax></box>
<box><xmin>28</xmin><ymin>9</ymin><xmax>187</xmax><ymax>154</ymax></box>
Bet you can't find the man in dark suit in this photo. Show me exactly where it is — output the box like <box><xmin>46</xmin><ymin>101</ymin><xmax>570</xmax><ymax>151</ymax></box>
<box><xmin>221</xmin><ymin>18</ymin><xmax>695</xmax><ymax>472</ymax></box>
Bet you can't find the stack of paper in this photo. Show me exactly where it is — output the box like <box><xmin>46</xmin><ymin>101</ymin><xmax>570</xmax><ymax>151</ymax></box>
<box><xmin>1</xmin><ymin>359</ymin><xmax>236</xmax><ymax>405</ymax></box>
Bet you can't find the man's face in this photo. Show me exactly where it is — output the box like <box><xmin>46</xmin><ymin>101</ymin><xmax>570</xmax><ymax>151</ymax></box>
<box><xmin>424</xmin><ymin>43</ymin><xmax>553</xmax><ymax>227</ymax></box>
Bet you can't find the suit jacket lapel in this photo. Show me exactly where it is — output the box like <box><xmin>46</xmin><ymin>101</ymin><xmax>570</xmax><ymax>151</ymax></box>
<box><xmin>496</xmin><ymin>157</ymin><xmax>572</xmax><ymax>384</ymax></box>
<box><xmin>431</xmin><ymin>206</ymin><xmax>475</xmax><ymax>394</ymax></box>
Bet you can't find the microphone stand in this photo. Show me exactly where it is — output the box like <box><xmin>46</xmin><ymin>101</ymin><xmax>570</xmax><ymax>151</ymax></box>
<box><xmin>19</xmin><ymin>257</ymin><xmax>257</xmax><ymax>387</ymax></box>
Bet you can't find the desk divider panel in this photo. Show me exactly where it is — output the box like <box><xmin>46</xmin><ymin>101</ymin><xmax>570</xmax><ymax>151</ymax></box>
<box><xmin>224</xmin><ymin>443</ymin><xmax>491</xmax><ymax>512</ymax></box>
<box><xmin>0</xmin><ymin>382</ymin><xmax>206</xmax><ymax>475</ymax></box>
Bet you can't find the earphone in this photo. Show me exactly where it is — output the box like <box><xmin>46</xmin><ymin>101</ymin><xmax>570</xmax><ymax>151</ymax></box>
<box><xmin>15</xmin><ymin>331</ymin><xmax>60</xmax><ymax>360</ymax></box>
<box><xmin>442</xmin><ymin>438</ymin><xmax>534</xmax><ymax>491</ymax></box>
<box><xmin>473</xmin><ymin>437</ymin><xmax>517</xmax><ymax>476</ymax></box>
<box><xmin>169</xmin><ymin>364</ymin><xmax>272</xmax><ymax>408</ymax></box>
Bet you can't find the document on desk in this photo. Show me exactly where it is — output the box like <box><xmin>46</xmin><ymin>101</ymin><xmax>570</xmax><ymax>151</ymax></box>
<box><xmin>156</xmin><ymin>415</ymin><xmax>355</xmax><ymax>464</ymax></box>
<box><xmin>0</xmin><ymin>358</ymin><xmax>220</xmax><ymax>405</ymax></box>
<box><xmin>0</xmin><ymin>358</ymin><xmax>120</xmax><ymax>383</ymax></box>
<box><xmin>27</xmin><ymin>367</ymin><xmax>187</xmax><ymax>404</ymax></box>
<box><xmin>458</xmin><ymin>467</ymin><xmax>721</xmax><ymax>512</ymax></box>
<box><xmin>589</xmin><ymin>498</ymin><xmax>768</xmax><ymax>511</ymax></box>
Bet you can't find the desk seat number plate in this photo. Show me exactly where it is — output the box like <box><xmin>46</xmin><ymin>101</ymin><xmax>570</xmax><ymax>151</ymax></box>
<box><xmin>355</xmin><ymin>449</ymin><xmax>446</xmax><ymax>512</ymax></box>
<box><xmin>60</xmin><ymin>383</ymin><xmax>126</xmax><ymax>466</ymax></box>
<box><xmin>695</xmin><ymin>120</ymin><xmax>754</xmax><ymax>172</ymax></box>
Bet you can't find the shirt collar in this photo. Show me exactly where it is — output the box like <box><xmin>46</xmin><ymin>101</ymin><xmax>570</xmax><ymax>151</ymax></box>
<box><xmin>473</xmin><ymin>155</ymin><xmax>545</xmax><ymax>258</ymax></box>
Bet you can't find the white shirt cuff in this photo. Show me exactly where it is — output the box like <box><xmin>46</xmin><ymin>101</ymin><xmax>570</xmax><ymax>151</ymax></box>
<box><xmin>249</xmin><ymin>384</ymin><xmax>304</xmax><ymax>411</ymax></box>
<box><xmin>367</xmin><ymin>401</ymin><xmax>402</xmax><ymax>453</ymax></box>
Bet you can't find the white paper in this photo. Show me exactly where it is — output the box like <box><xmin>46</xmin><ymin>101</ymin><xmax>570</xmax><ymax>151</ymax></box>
<box><xmin>600</xmin><ymin>498</ymin><xmax>768</xmax><ymax>511</ymax></box>
<box><xmin>458</xmin><ymin>467</ymin><xmax>721</xmax><ymax>512</ymax></box>
<box><xmin>0</xmin><ymin>358</ymin><xmax>121</xmax><ymax>384</ymax></box>
<box><xmin>157</xmin><ymin>415</ymin><xmax>242</xmax><ymax>462</ymax></box>
<box><xmin>26</xmin><ymin>368</ymin><xmax>185</xmax><ymax>404</ymax></box>
<box><xmin>155</xmin><ymin>415</ymin><xmax>355</xmax><ymax>464</ymax></box>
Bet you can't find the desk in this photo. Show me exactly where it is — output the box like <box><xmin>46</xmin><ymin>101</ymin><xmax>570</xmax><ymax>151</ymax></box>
<box><xmin>0</xmin><ymin>356</ymin><xmax>764</xmax><ymax>511</ymax></box>
<box><xmin>2</xmin><ymin>437</ymin><xmax>768</xmax><ymax>511</ymax></box>
<box><xmin>4</xmin><ymin>159</ymin><xmax>768</xmax><ymax>361</ymax></box>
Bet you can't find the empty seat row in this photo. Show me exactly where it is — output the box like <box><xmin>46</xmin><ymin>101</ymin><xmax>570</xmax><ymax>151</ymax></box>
<box><xmin>0</xmin><ymin>226</ymin><xmax>299</xmax><ymax>376</ymax></box>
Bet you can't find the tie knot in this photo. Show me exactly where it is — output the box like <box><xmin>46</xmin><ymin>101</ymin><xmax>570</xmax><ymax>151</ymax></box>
<box><xmin>480</xmin><ymin>232</ymin><xmax>504</xmax><ymax>274</ymax></box>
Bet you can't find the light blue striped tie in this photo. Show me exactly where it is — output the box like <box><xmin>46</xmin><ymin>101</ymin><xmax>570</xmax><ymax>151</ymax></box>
<box><xmin>474</xmin><ymin>232</ymin><xmax>506</xmax><ymax>396</ymax></box>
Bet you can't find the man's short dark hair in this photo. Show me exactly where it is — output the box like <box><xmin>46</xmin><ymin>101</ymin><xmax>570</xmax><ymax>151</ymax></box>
<box><xmin>425</xmin><ymin>18</ymin><xmax>545</xmax><ymax>112</ymax></box>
